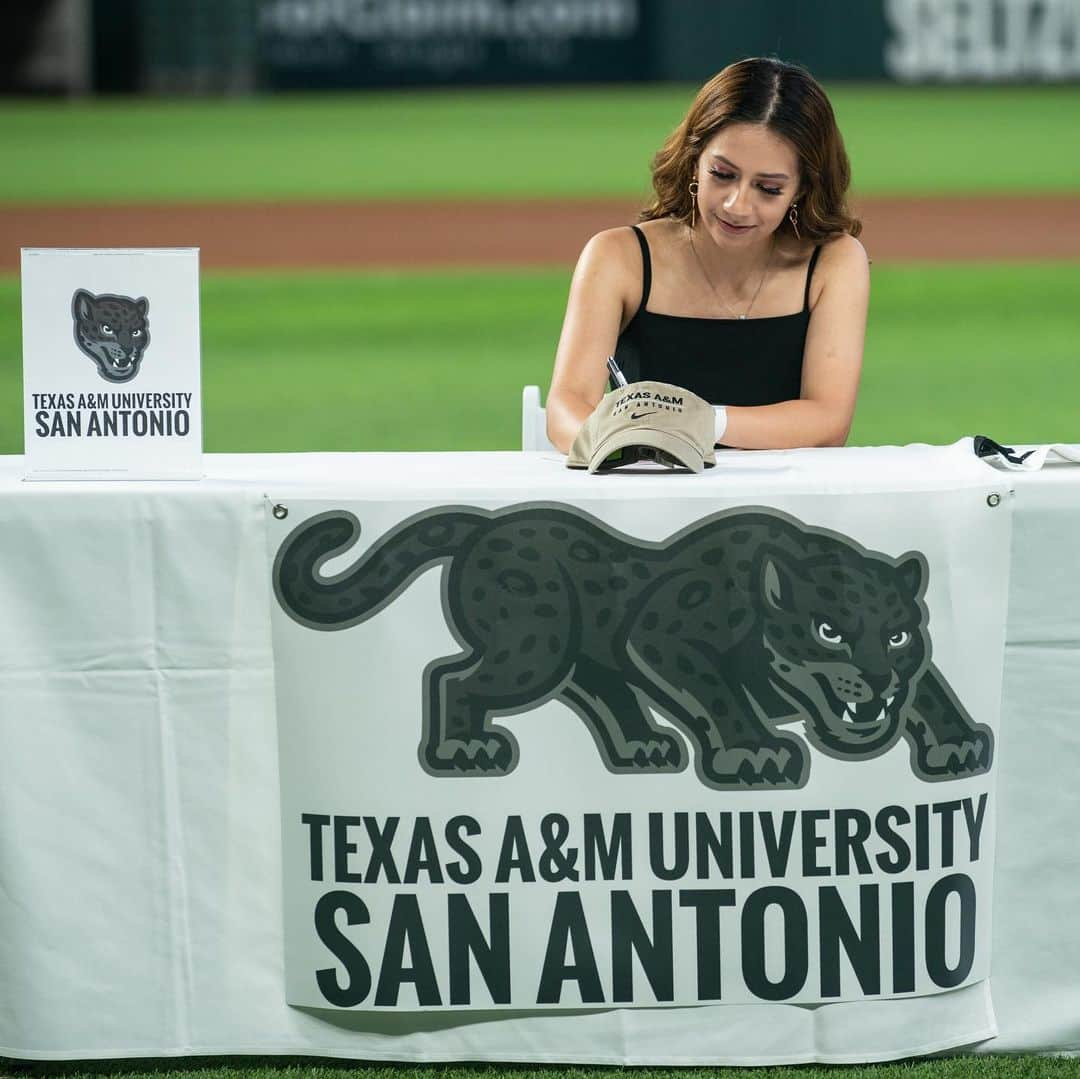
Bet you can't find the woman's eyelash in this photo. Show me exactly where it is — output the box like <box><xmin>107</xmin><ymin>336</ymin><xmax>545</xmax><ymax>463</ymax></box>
<box><xmin>707</xmin><ymin>168</ymin><xmax>783</xmax><ymax>197</ymax></box>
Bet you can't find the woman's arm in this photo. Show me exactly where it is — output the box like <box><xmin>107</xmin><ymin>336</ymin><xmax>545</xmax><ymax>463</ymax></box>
<box><xmin>721</xmin><ymin>234</ymin><xmax>871</xmax><ymax>449</ymax></box>
<box><xmin>546</xmin><ymin>228</ymin><xmax>639</xmax><ymax>453</ymax></box>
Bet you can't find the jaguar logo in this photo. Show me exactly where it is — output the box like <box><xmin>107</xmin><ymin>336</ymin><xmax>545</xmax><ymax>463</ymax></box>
<box><xmin>273</xmin><ymin>504</ymin><xmax>993</xmax><ymax>790</ymax></box>
<box><xmin>72</xmin><ymin>289</ymin><xmax>150</xmax><ymax>383</ymax></box>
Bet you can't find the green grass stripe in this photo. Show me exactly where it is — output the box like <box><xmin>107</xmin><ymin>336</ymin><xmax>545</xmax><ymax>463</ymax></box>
<box><xmin>0</xmin><ymin>85</ymin><xmax>1077</xmax><ymax>204</ymax></box>
<box><xmin>6</xmin><ymin>1055</ymin><xmax>1080</xmax><ymax>1079</ymax></box>
<box><xmin>852</xmin><ymin>259</ymin><xmax>1080</xmax><ymax>447</ymax></box>
<box><xmin>0</xmin><ymin>261</ymin><xmax>1077</xmax><ymax>455</ymax></box>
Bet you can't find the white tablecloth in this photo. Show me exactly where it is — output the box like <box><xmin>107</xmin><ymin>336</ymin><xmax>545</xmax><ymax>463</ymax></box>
<box><xmin>0</xmin><ymin>443</ymin><xmax>1077</xmax><ymax>1063</ymax></box>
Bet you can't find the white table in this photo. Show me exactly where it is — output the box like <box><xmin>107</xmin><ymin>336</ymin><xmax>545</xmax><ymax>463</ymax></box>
<box><xmin>0</xmin><ymin>445</ymin><xmax>1077</xmax><ymax>1064</ymax></box>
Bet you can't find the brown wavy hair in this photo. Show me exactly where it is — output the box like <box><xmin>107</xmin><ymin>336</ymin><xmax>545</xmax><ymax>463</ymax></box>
<box><xmin>642</xmin><ymin>57</ymin><xmax>861</xmax><ymax>242</ymax></box>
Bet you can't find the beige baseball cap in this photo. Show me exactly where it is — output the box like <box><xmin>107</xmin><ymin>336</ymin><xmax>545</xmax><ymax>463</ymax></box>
<box><xmin>567</xmin><ymin>381</ymin><xmax>717</xmax><ymax>474</ymax></box>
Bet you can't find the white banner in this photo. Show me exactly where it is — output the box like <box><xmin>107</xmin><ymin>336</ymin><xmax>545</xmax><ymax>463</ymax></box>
<box><xmin>268</xmin><ymin>490</ymin><xmax>1008</xmax><ymax>1012</ymax></box>
<box><xmin>21</xmin><ymin>248</ymin><xmax>202</xmax><ymax>480</ymax></box>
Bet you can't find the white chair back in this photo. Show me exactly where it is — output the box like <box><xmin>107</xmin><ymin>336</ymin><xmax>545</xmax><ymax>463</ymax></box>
<box><xmin>521</xmin><ymin>385</ymin><xmax>558</xmax><ymax>452</ymax></box>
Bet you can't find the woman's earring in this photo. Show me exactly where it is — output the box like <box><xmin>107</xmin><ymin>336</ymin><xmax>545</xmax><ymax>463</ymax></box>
<box><xmin>789</xmin><ymin>202</ymin><xmax>800</xmax><ymax>239</ymax></box>
<box><xmin>688</xmin><ymin>180</ymin><xmax>699</xmax><ymax>230</ymax></box>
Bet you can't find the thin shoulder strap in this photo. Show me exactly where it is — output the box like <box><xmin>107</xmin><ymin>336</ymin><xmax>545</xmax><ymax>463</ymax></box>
<box><xmin>803</xmin><ymin>245</ymin><xmax>823</xmax><ymax>311</ymax></box>
<box><xmin>630</xmin><ymin>225</ymin><xmax>652</xmax><ymax>314</ymax></box>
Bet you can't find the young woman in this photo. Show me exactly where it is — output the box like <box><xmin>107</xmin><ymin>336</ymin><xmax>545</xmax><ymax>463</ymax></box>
<box><xmin>546</xmin><ymin>57</ymin><xmax>869</xmax><ymax>453</ymax></box>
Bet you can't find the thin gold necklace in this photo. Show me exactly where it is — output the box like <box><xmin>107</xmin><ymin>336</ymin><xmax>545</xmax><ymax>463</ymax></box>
<box><xmin>689</xmin><ymin>229</ymin><xmax>775</xmax><ymax>320</ymax></box>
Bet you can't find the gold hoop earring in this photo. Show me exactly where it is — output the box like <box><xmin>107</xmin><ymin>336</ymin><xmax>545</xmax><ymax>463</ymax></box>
<box><xmin>788</xmin><ymin>202</ymin><xmax>800</xmax><ymax>239</ymax></box>
<box><xmin>688</xmin><ymin>180</ymin><xmax>699</xmax><ymax>230</ymax></box>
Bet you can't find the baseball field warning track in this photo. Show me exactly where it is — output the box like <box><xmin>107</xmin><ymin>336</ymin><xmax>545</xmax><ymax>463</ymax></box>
<box><xmin>2</xmin><ymin>195</ymin><xmax>1078</xmax><ymax>271</ymax></box>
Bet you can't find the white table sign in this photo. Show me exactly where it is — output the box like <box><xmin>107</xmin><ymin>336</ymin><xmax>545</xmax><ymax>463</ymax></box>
<box><xmin>21</xmin><ymin>248</ymin><xmax>203</xmax><ymax>480</ymax></box>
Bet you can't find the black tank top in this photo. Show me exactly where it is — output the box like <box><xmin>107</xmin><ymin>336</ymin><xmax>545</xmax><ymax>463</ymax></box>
<box><xmin>612</xmin><ymin>225</ymin><xmax>822</xmax><ymax>406</ymax></box>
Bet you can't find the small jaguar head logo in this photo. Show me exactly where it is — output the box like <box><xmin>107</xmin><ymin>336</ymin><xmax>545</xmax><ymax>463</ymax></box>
<box><xmin>72</xmin><ymin>289</ymin><xmax>151</xmax><ymax>383</ymax></box>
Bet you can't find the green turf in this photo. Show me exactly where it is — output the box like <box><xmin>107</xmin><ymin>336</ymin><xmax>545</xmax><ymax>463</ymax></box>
<box><xmin>852</xmin><ymin>260</ymin><xmax>1080</xmax><ymax>446</ymax></box>
<box><xmin>0</xmin><ymin>261</ymin><xmax>1077</xmax><ymax>455</ymax></box>
<box><xmin>0</xmin><ymin>85</ymin><xmax>1077</xmax><ymax>204</ymax></box>
<box><xmin>5</xmin><ymin>1057</ymin><xmax>1080</xmax><ymax>1079</ymax></box>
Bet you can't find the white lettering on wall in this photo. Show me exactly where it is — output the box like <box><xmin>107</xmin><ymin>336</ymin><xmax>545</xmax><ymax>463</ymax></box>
<box><xmin>885</xmin><ymin>0</ymin><xmax>1080</xmax><ymax>80</ymax></box>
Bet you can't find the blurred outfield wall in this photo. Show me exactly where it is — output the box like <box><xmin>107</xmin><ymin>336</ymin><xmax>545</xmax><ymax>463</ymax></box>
<box><xmin>255</xmin><ymin>0</ymin><xmax>1080</xmax><ymax>87</ymax></box>
<box><xmin>17</xmin><ymin>0</ymin><xmax>1080</xmax><ymax>95</ymax></box>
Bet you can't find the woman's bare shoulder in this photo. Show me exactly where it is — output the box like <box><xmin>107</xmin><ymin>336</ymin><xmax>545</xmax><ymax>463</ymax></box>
<box><xmin>635</xmin><ymin>216</ymin><xmax>684</xmax><ymax>248</ymax></box>
<box><xmin>572</xmin><ymin>224</ymin><xmax>651</xmax><ymax>298</ymax></box>
<box><xmin>817</xmin><ymin>232</ymin><xmax>870</xmax><ymax>275</ymax></box>
<box><xmin>579</xmin><ymin>224</ymin><xmax>643</xmax><ymax>261</ymax></box>
<box><xmin>807</xmin><ymin>234</ymin><xmax>870</xmax><ymax>315</ymax></box>
<box><xmin>775</xmin><ymin>231</ymin><xmax>867</xmax><ymax>269</ymax></box>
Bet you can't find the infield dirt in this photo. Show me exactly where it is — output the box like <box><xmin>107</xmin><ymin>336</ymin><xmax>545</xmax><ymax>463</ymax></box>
<box><xmin>2</xmin><ymin>195</ymin><xmax>1079</xmax><ymax>271</ymax></box>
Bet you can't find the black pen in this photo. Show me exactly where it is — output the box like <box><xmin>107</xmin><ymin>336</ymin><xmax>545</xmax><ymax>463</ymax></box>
<box><xmin>606</xmin><ymin>355</ymin><xmax>628</xmax><ymax>388</ymax></box>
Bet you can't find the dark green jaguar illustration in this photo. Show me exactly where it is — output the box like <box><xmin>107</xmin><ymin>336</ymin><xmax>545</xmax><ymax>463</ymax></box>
<box><xmin>72</xmin><ymin>289</ymin><xmax>150</xmax><ymax>383</ymax></box>
<box><xmin>273</xmin><ymin>505</ymin><xmax>992</xmax><ymax>790</ymax></box>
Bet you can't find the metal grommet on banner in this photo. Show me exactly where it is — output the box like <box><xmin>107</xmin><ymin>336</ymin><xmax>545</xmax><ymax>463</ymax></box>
<box><xmin>272</xmin><ymin>504</ymin><xmax>289</xmax><ymax>520</ymax></box>
<box><xmin>986</xmin><ymin>493</ymin><xmax>1001</xmax><ymax>507</ymax></box>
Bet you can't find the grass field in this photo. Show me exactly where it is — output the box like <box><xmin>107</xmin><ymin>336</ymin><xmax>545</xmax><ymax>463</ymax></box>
<box><xmin>4</xmin><ymin>1054</ymin><xmax>1080</xmax><ymax>1078</ymax></box>
<box><xmin>1</xmin><ymin>84</ymin><xmax>1078</xmax><ymax>454</ymax></box>
<box><xmin>2</xmin><ymin>261</ymin><xmax>1076</xmax><ymax>454</ymax></box>
<box><xmin>2</xmin><ymin>84</ymin><xmax>1079</xmax><ymax>456</ymax></box>
<box><xmin>0</xmin><ymin>85</ymin><xmax>1077</xmax><ymax>203</ymax></box>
